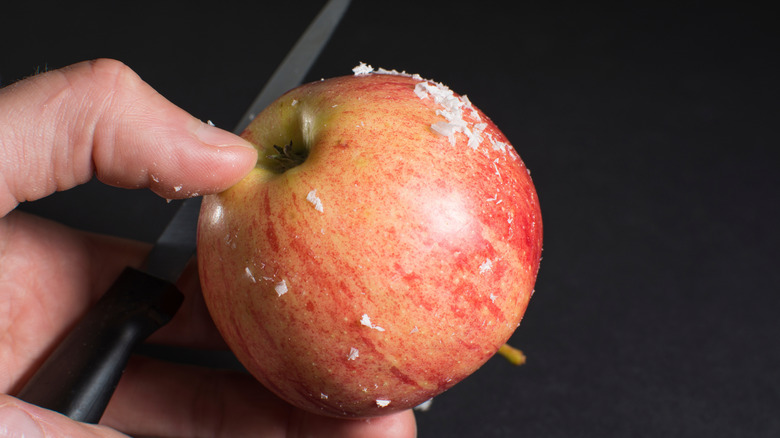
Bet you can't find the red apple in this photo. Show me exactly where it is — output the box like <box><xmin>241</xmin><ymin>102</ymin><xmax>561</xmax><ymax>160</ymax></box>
<box><xmin>197</xmin><ymin>64</ymin><xmax>542</xmax><ymax>418</ymax></box>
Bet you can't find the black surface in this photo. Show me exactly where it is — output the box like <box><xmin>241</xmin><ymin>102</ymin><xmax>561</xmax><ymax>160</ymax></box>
<box><xmin>3</xmin><ymin>1</ymin><xmax>779</xmax><ymax>436</ymax></box>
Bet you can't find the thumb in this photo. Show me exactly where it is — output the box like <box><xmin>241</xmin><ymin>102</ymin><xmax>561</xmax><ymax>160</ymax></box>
<box><xmin>0</xmin><ymin>59</ymin><xmax>258</xmax><ymax>217</ymax></box>
<box><xmin>0</xmin><ymin>394</ymin><xmax>128</xmax><ymax>437</ymax></box>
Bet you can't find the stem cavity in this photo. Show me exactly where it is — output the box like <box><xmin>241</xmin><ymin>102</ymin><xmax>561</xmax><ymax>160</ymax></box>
<box><xmin>263</xmin><ymin>140</ymin><xmax>309</xmax><ymax>174</ymax></box>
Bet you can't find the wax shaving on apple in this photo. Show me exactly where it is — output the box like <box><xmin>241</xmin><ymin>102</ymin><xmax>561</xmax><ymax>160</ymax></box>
<box><xmin>306</xmin><ymin>189</ymin><xmax>324</xmax><ymax>212</ymax></box>
<box><xmin>197</xmin><ymin>64</ymin><xmax>543</xmax><ymax>418</ymax></box>
<box><xmin>360</xmin><ymin>313</ymin><xmax>386</xmax><ymax>332</ymax></box>
<box><xmin>274</xmin><ymin>280</ymin><xmax>288</xmax><ymax>297</ymax></box>
<box><xmin>479</xmin><ymin>258</ymin><xmax>494</xmax><ymax>274</ymax></box>
<box><xmin>244</xmin><ymin>267</ymin><xmax>256</xmax><ymax>283</ymax></box>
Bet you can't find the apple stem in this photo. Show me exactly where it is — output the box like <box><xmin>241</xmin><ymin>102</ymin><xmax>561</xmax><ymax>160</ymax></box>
<box><xmin>497</xmin><ymin>343</ymin><xmax>526</xmax><ymax>366</ymax></box>
<box><xmin>264</xmin><ymin>141</ymin><xmax>308</xmax><ymax>173</ymax></box>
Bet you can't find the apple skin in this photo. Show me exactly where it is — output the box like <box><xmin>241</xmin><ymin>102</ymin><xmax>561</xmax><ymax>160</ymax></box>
<box><xmin>197</xmin><ymin>70</ymin><xmax>542</xmax><ymax>418</ymax></box>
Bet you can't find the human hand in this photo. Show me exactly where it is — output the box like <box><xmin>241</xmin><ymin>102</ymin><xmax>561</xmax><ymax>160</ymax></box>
<box><xmin>0</xmin><ymin>59</ymin><xmax>416</xmax><ymax>437</ymax></box>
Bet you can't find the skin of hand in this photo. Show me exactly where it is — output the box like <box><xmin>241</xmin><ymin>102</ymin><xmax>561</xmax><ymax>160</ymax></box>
<box><xmin>0</xmin><ymin>59</ymin><xmax>417</xmax><ymax>438</ymax></box>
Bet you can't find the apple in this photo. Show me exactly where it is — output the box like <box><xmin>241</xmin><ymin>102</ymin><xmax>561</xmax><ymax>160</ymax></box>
<box><xmin>197</xmin><ymin>64</ymin><xmax>542</xmax><ymax>418</ymax></box>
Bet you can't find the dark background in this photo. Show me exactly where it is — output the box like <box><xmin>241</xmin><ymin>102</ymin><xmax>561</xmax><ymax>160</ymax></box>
<box><xmin>3</xmin><ymin>1</ymin><xmax>779</xmax><ymax>436</ymax></box>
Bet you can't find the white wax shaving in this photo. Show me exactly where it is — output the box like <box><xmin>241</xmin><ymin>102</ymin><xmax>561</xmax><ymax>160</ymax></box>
<box><xmin>245</xmin><ymin>267</ymin><xmax>256</xmax><ymax>283</ymax></box>
<box><xmin>352</xmin><ymin>62</ymin><xmax>374</xmax><ymax>75</ymax></box>
<box><xmin>306</xmin><ymin>189</ymin><xmax>324</xmax><ymax>212</ymax></box>
<box><xmin>479</xmin><ymin>259</ymin><xmax>493</xmax><ymax>274</ymax></box>
<box><xmin>275</xmin><ymin>280</ymin><xmax>288</xmax><ymax>296</ymax></box>
<box><xmin>360</xmin><ymin>314</ymin><xmax>385</xmax><ymax>332</ymax></box>
<box><xmin>350</xmin><ymin>64</ymin><xmax>514</xmax><ymax>157</ymax></box>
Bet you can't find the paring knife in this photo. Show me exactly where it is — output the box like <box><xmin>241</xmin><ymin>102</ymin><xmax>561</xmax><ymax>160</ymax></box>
<box><xmin>16</xmin><ymin>0</ymin><xmax>351</xmax><ymax>424</ymax></box>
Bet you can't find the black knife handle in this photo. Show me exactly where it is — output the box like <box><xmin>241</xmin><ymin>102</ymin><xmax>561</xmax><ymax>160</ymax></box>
<box><xmin>16</xmin><ymin>267</ymin><xmax>184</xmax><ymax>423</ymax></box>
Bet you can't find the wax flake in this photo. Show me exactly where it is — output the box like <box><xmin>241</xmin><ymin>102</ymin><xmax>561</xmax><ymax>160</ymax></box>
<box><xmin>352</xmin><ymin>62</ymin><xmax>374</xmax><ymax>75</ymax></box>
<box><xmin>479</xmin><ymin>259</ymin><xmax>494</xmax><ymax>274</ymax></box>
<box><xmin>306</xmin><ymin>189</ymin><xmax>324</xmax><ymax>212</ymax></box>
<box><xmin>360</xmin><ymin>314</ymin><xmax>385</xmax><ymax>332</ymax></box>
<box><xmin>245</xmin><ymin>267</ymin><xmax>256</xmax><ymax>283</ymax></box>
<box><xmin>275</xmin><ymin>280</ymin><xmax>288</xmax><ymax>296</ymax></box>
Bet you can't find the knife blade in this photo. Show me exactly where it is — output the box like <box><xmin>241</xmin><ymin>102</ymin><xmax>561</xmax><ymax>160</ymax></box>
<box><xmin>16</xmin><ymin>0</ymin><xmax>351</xmax><ymax>424</ymax></box>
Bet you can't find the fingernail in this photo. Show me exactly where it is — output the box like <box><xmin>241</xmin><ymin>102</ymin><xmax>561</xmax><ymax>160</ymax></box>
<box><xmin>0</xmin><ymin>404</ymin><xmax>45</xmax><ymax>438</ymax></box>
<box><xmin>194</xmin><ymin>121</ymin><xmax>255</xmax><ymax>150</ymax></box>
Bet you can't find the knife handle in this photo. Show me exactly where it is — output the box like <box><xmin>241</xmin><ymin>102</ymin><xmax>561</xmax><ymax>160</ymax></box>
<box><xmin>16</xmin><ymin>267</ymin><xmax>183</xmax><ymax>424</ymax></box>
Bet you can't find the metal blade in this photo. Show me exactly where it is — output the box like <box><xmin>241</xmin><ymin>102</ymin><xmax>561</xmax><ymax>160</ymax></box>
<box><xmin>144</xmin><ymin>0</ymin><xmax>351</xmax><ymax>283</ymax></box>
<box><xmin>143</xmin><ymin>197</ymin><xmax>201</xmax><ymax>283</ymax></box>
